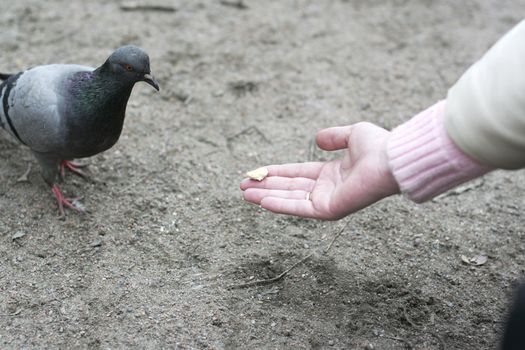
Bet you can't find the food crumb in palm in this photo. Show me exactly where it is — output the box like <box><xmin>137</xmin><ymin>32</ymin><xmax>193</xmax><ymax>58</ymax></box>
<box><xmin>245</xmin><ymin>167</ymin><xmax>268</xmax><ymax>181</ymax></box>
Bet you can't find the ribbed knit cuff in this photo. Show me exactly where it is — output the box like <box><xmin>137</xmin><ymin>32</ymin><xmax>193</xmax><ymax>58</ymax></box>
<box><xmin>387</xmin><ymin>100</ymin><xmax>493</xmax><ymax>203</ymax></box>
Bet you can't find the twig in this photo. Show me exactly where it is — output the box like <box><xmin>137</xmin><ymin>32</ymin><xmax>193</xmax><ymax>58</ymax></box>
<box><xmin>383</xmin><ymin>335</ymin><xmax>414</xmax><ymax>349</ymax></box>
<box><xmin>16</xmin><ymin>163</ymin><xmax>32</xmax><ymax>183</ymax></box>
<box><xmin>228</xmin><ymin>221</ymin><xmax>350</xmax><ymax>289</ymax></box>
<box><xmin>227</xmin><ymin>252</ymin><xmax>314</xmax><ymax>289</ymax></box>
<box><xmin>226</xmin><ymin>126</ymin><xmax>270</xmax><ymax>155</ymax></box>
<box><xmin>227</xmin><ymin>126</ymin><xmax>269</xmax><ymax>143</ymax></box>
<box><xmin>219</xmin><ymin>0</ymin><xmax>248</xmax><ymax>9</ymax></box>
<box><xmin>308</xmin><ymin>137</ymin><xmax>318</xmax><ymax>161</ymax></box>
<box><xmin>433</xmin><ymin>179</ymin><xmax>484</xmax><ymax>201</ymax></box>
<box><xmin>324</xmin><ymin>221</ymin><xmax>349</xmax><ymax>254</ymax></box>
<box><xmin>228</xmin><ymin>80</ymin><xmax>258</xmax><ymax>96</ymax></box>
<box><xmin>429</xmin><ymin>331</ymin><xmax>446</xmax><ymax>350</ymax></box>
<box><xmin>403</xmin><ymin>305</ymin><xmax>423</xmax><ymax>329</ymax></box>
<box><xmin>0</xmin><ymin>309</ymin><xmax>22</xmax><ymax>316</ymax></box>
<box><xmin>120</xmin><ymin>2</ymin><xmax>177</xmax><ymax>12</ymax></box>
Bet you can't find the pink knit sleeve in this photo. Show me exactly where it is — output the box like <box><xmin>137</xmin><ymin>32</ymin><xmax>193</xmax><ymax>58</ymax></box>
<box><xmin>387</xmin><ymin>100</ymin><xmax>493</xmax><ymax>203</ymax></box>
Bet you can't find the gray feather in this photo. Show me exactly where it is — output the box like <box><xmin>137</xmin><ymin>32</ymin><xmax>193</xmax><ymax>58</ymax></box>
<box><xmin>6</xmin><ymin>65</ymin><xmax>93</xmax><ymax>153</ymax></box>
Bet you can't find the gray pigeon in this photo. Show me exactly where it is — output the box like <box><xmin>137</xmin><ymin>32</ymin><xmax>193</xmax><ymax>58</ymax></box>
<box><xmin>0</xmin><ymin>45</ymin><xmax>159</xmax><ymax>215</ymax></box>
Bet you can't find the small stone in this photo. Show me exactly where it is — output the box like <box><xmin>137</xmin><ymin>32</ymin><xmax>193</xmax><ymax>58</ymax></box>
<box><xmin>360</xmin><ymin>102</ymin><xmax>371</xmax><ymax>110</ymax></box>
<box><xmin>12</xmin><ymin>231</ymin><xmax>26</xmax><ymax>240</ymax></box>
<box><xmin>34</xmin><ymin>250</ymin><xmax>47</xmax><ymax>258</ymax></box>
<box><xmin>328</xmin><ymin>340</ymin><xmax>335</xmax><ymax>346</ymax></box>
<box><xmin>90</xmin><ymin>239</ymin><xmax>102</xmax><ymax>248</ymax></box>
<box><xmin>211</xmin><ymin>316</ymin><xmax>222</xmax><ymax>326</ymax></box>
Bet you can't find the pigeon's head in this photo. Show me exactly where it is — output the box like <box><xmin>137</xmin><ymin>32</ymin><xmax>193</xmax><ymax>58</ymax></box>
<box><xmin>105</xmin><ymin>45</ymin><xmax>160</xmax><ymax>91</ymax></box>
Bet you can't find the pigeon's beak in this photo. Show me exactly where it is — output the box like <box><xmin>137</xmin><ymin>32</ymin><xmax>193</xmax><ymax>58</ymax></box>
<box><xmin>143</xmin><ymin>73</ymin><xmax>160</xmax><ymax>91</ymax></box>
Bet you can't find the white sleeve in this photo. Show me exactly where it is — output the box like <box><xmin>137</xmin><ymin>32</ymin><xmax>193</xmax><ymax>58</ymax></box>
<box><xmin>445</xmin><ymin>19</ymin><xmax>525</xmax><ymax>169</ymax></box>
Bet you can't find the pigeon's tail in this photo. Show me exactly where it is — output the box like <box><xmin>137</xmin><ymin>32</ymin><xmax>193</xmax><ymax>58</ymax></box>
<box><xmin>0</xmin><ymin>73</ymin><xmax>12</xmax><ymax>81</ymax></box>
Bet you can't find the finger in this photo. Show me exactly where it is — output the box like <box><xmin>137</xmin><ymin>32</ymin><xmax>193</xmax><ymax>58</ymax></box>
<box><xmin>316</xmin><ymin>126</ymin><xmax>352</xmax><ymax>151</ymax></box>
<box><xmin>265</xmin><ymin>162</ymin><xmax>324</xmax><ymax>179</ymax></box>
<box><xmin>260</xmin><ymin>197</ymin><xmax>319</xmax><ymax>218</ymax></box>
<box><xmin>243</xmin><ymin>189</ymin><xmax>309</xmax><ymax>204</ymax></box>
<box><xmin>240</xmin><ymin>176</ymin><xmax>316</xmax><ymax>191</ymax></box>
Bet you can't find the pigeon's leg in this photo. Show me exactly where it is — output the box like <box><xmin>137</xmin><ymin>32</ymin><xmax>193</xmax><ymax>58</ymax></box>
<box><xmin>60</xmin><ymin>160</ymin><xmax>88</xmax><ymax>180</ymax></box>
<box><xmin>32</xmin><ymin>152</ymin><xmax>86</xmax><ymax>215</ymax></box>
<box><xmin>51</xmin><ymin>184</ymin><xmax>85</xmax><ymax>216</ymax></box>
<box><xmin>32</xmin><ymin>151</ymin><xmax>61</xmax><ymax>185</ymax></box>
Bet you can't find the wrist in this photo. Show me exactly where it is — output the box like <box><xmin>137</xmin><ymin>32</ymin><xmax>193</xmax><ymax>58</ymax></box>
<box><xmin>380</xmin><ymin>132</ymin><xmax>401</xmax><ymax>196</ymax></box>
<box><xmin>387</xmin><ymin>100</ymin><xmax>492</xmax><ymax>202</ymax></box>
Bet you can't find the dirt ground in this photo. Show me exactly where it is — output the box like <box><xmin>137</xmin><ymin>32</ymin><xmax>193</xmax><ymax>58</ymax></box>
<box><xmin>1</xmin><ymin>0</ymin><xmax>524</xmax><ymax>349</ymax></box>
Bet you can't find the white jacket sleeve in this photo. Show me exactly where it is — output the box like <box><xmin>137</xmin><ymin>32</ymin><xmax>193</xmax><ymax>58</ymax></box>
<box><xmin>445</xmin><ymin>19</ymin><xmax>525</xmax><ymax>169</ymax></box>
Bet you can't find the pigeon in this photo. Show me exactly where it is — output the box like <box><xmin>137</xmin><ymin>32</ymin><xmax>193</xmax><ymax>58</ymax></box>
<box><xmin>0</xmin><ymin>45</ymin><xmax>159</xmax><ymax>215</ymax></box>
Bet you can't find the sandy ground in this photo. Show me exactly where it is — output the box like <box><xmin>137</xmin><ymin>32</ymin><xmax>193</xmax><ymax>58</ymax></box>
<box><xmin>1</xmin><ymin>0</ymin><xmax>524</xmax><ymax>349</ymax></box>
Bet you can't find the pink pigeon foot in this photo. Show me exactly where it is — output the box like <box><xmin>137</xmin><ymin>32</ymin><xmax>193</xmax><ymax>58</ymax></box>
<box><xmin>60</xmin><ymin>160</ymin><xmax>88</xmax><ymax>180</ymax></box>
<box><xmin>51</xmin><ymin>184</ymin><xmax>85</xmax><ymax>216</ymax></box>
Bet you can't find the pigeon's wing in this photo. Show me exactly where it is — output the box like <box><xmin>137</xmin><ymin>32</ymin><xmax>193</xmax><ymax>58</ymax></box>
<box><xmin>0</xmin><ymin>64</ymin><xmax>93</xmax><ymax>153</ymax></box>
<box><xmin>0</xmin><ymin>73</ymin><xmax>22</xmax><ymax>139</ymax></box>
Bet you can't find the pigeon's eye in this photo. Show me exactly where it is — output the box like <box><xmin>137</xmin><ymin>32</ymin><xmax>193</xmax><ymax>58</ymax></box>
<box><xmin>123</xmin><ymin>64</ymin><xmax>134</xmax><ymax>72</ymax></box>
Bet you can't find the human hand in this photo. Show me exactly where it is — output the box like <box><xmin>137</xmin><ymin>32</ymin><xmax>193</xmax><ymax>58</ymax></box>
<box><xmin>240</xmin><ymin>122</ymin><xmax>400</xmax><ymax>220</ymax></box>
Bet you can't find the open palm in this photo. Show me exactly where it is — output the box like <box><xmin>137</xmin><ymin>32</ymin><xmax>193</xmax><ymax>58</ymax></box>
<box><xmin>240</xmin><ymin>122</ymin><xmax>400</xmax><ymax>220</ymax></box>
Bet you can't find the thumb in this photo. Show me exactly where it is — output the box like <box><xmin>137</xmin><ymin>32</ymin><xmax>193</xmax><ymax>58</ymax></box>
<box><xmin>316</xmin><ymin>126</ymin><xmax>352</xmax><ymax>151</ymax></box>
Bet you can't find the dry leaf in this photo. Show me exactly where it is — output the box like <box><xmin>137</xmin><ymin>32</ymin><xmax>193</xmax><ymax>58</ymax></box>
<box><xmin>461</xmin><ymin>254</ymin><xmax>488</xmax><ymax>266</ymax></box>
<box><xmin>245</xmin><ymin>167</ymin><xmax>268</xmax><ymax>181</ymax></box>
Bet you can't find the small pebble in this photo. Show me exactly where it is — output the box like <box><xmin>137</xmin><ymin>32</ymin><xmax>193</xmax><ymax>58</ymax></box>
<box><xmin>12</xmin><ymin>231</ymin><xmax>26</xmax><ymax>240</ymax></box>
<box><xmin>90</xmin><ymin>239</ymin><xmax>102</xmax><ymax>247</ymax></box>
